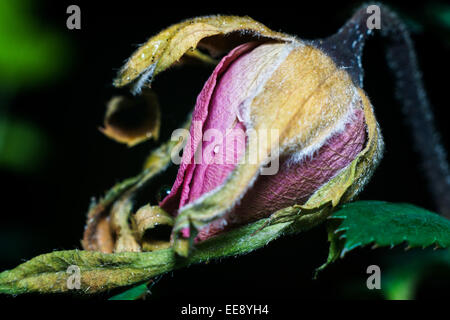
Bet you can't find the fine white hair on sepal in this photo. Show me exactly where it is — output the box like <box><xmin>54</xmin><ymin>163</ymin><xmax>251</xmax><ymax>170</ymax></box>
<box><xmin>130</xmin><ymin>64</ymin><xmax>156</xmax><ymax>95</ymax></box>
<box><xmin>283</xmin><ymin>85</ymin><xmax>362</xmax><ymax>167</ymax></box>
<box><xmin>239</xmin><ymin>41</ymin><xmax>300</xmax><ymax>131</ymax></box>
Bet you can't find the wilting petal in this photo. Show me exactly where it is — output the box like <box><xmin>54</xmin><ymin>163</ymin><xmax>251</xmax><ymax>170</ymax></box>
<box><xmin>160</xmin><ymin>42</ymin><xmax>257</xmax><ymax>212</ymax></box>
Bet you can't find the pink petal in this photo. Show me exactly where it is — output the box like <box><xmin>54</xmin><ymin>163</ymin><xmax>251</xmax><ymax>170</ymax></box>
<box><xmin>160</xmin><ymin>42</ymin><xmax>259</xmax><ymax>213</ymax></box>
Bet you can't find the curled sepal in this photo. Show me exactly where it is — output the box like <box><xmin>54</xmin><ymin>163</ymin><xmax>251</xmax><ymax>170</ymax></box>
<box><xmin>113</xmin><ymin>15</ymin><xmax>295</xmax><ymax>93</ymax></box>
<box><xmin>110</xmin><ymin>195</ymin><xmax>141</xmax><ymax>253</ymax></box>
<box><xmin>82</xmin><ymin>137</ymin><xmax>183</xmax><ymax>252</ymax></box>
<box><xmin>100</xmin><ymin>90</ymin><xmax>161</xmax><ymax>147</ymax></box>
<box><xmin>132</xmin><ymin>205</ymin><xmax>174</xmax><ymax>251</ymax></box>
<box><xmin>82</xmin><ymin>174</ymin><xmax>144</xmax><ymax>253</ymax></box>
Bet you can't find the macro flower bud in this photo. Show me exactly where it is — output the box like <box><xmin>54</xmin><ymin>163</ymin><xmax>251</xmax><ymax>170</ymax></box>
<box><xmin>111</xmin><ymin>15</ymin><xmax>384</xmax><ymax>255</ymax></box>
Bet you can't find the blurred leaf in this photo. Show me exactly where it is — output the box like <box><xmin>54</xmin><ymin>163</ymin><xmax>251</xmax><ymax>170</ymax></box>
<box><xmin>398</xmin><ymin>13</ymin><xmax>424</xmax><ymax>34</ymax></box>
<box><xmin>427</xmin><ymin>3</ymin><xmax>450</xmax><ymax>30</ymax></box>
<box><xmin>0</xmin><ymin>117</ymin><xmax>49</xmax><ymax>173</ymax></box>
<box><xmin>0</xmin><ymin>0</ymin><xmax>69</xmax><ymax>88</ymax></box>
<box><xmin>383</xmin><ymin>267</ymin><xmax>419</xmax><ymax>300</ymax></box>
<box><xmin>331</xmin><ymin>201</ymin><xmax>450</xmax><ymax>255</ymax></box>
<box><xmin>109</xmin><ymin>282</ymin><xmax>150</xmax><ymax>300</ymax></box>
<box><xmin>382</xmin><ymin>250</ymin><xmax>450</xmax><ymax>300</ymax></box>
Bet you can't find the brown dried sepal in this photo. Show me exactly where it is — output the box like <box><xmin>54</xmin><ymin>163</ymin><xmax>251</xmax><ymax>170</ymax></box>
<box><xmin>132</xmin><ymin>205</ymin><xmax>174</xmax><ymax>252</ymax></box>
<box><xmin>100</xmin><ymin>90</ymin><xmax>161</xmax><ymax>147</ymax></box>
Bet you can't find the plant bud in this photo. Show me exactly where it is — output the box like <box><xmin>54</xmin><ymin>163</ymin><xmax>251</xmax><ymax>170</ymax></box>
<box><xmin>113</xmin><ymin>16</ymin><xmax>384</xmax><ymax>255</ymax></box>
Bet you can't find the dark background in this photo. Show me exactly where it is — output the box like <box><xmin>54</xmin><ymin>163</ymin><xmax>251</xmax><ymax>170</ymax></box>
<box><xmin>1</xmin><ymin>0</ymin><xmax>449</xmax><ymax>301</ymax></box>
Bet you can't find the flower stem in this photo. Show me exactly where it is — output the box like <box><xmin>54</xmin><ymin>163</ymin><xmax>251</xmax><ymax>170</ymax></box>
<box><xmin>315</xmin><ymin>4</ymin><xmax>450</xmax><ymax>217</ymax></box>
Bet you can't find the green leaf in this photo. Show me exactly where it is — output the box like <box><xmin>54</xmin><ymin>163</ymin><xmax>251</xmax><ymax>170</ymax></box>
<box><xmin>332</xmin><ymin>201</ymin><xmax>450</xmax><ymax>255</ymax></box>
<box><xmin>109</xmin><ymin>282</ymin><xmax>150</xmax><ymax>300</ymax></box>
<box><xmin>313</xmin><ymin>220</ymin><xmax>344</xmax><ymax>278</ymax></box>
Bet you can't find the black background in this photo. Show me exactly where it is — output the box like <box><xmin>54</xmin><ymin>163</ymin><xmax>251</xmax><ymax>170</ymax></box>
<box><xmin>1</xmin><ymin>0</ymin><xmax>449</xmax><ymax>301</ymax></box>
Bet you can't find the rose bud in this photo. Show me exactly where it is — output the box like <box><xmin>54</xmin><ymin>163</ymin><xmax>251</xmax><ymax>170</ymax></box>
<box><xmin>113</xmin><ymin>16</ymin><xmax>384</xmax><ymax>256</ymax></box>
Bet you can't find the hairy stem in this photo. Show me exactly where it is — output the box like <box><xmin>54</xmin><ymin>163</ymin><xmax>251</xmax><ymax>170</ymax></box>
<box><xmin>314</xmin><ymin>3</ymin><xmax>450</xmax><ymax>217</ymax></box>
